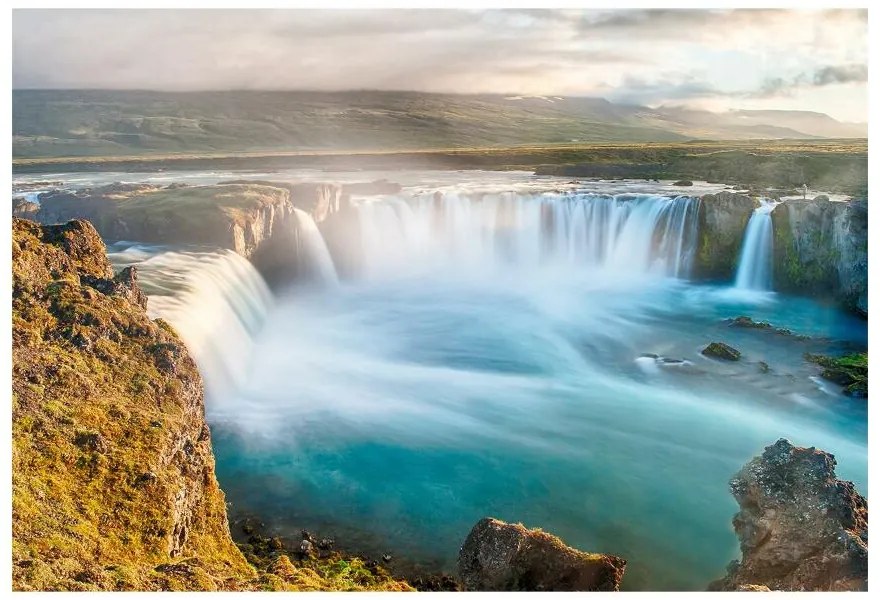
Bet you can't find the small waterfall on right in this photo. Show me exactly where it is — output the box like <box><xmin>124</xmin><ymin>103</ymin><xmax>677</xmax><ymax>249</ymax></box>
<box><xmin>734</xmin><ymin>199</ymin><xmax>777</xmax><ymax>291</ymax></box>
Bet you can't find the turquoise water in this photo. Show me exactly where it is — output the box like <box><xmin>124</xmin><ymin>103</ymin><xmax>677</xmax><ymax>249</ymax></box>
<box><xmin>97</xmin><ymin>176</ymin><xmax>867</xmax><ymax>591</ymax></box>
<box><xmin>208</xmin><ymin>270</ymin><xmax>867</xmax><ymax>590</ymax></box>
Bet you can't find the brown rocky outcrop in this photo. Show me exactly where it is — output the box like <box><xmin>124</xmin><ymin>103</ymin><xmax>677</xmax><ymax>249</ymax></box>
<box><xmin>711</xmin><ymin>439</ymin><xmax>867</xmax><ymax>591</ymax></box>
<box><xmin>458</xmin><ymin>517</ymin><xmax>626</xmax><ymax>591</ymax></box>
<box><xmin>12</xmin><ymin>218</ymin><xmax>253</xmax><ymax>590</ymax></box>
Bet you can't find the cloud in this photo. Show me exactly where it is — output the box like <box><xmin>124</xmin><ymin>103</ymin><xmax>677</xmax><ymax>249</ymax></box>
<box><xmin>754</xmin><ymin>64</ymin><xmax>868</xmax><ymax>98</ymax></box>
<box><xmin>813</xmin><ymin>64</ymin><xmax>868</xmax><ymax>86</ymax></box>
<box><xmin>10</xmin><ymin>9</ymin><xmax>868</xmax><ymax>121</ymax></box>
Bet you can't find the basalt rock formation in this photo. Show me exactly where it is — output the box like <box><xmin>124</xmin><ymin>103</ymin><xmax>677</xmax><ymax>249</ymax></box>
<box><xmin>11</xmin><ymin>218</ymin><xmax>410</xmax><ymax>591</ymax></box>
<box><xmin>458</xmin><ymin>517</ymin><xmax>626</xmax><ymax>591</ymax></box>
<box><xmin>711</xmin><ymin>439</ymin><xmax>868</xmax><ymax>591</ymax></box>
<box><xmin>772</xmin><ymin>197</ymin><xmax>867</xmax><ymax>316</ymax></box>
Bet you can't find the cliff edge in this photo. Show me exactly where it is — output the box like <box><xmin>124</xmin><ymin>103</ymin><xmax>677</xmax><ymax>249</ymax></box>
<box><xmin>11</xmin><ymin>217</ymin><xmax>410</xmax><ymax>591</ymax></box>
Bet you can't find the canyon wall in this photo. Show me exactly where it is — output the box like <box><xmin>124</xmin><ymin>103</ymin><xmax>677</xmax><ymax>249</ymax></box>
<box><xmin>772</xmin><ymin>197</ymin><xmax>868</xmax><ymax>316</ymax></box>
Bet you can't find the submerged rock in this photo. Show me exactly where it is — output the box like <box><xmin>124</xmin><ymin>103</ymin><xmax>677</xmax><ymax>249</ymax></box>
<box><xmin>701</xmin><ymin>342</ymin><xmax>741</xmax><ymax>361</ymax></box>
<box><xmin>458</xmin><ymin>517</ymin><xmax>626</xmax><ymax>591</ymax></box>
<box><xmin>726</xmin><ymin>316</ymin><xmax>808</xmax><ymax>340</ymax></box>
<box><xmin>673</xmin><ymin>180</ymin><xmax>694</xmax><ymax>186</ymax></box>
<box><xmin>711</xmin><ymin>439</ymin><xmax>867</xmax><ymax>591</ymax></box>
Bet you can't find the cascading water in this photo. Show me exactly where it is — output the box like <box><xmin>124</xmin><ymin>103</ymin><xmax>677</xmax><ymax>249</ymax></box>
<box><xmin>293</xmin><ymin>208</ymin><xmax>339</xmax><ymax>285</ymax></box>
<box><xmin>108</xmin><ymin>245</ymin><xmax>273</xmax><ymax>397</ymax></box>
<box><xmin>354</xmin><ymin>192</ymin><xmax>701</xmax><ymax>280</ymax></box>
<box><xmin>100</xmin><ymin>176</ymin><xmax>865</xmax><ymax>591</ymax></box>
<box><xmin>735</xmin><ymin>200</ymin><xmax>777</xmax><ymax>291</ymax></box>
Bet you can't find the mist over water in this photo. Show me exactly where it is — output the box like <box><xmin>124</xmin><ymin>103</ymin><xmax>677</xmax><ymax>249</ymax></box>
<box><xmin>107</xmin><ymin>181</ymin><xmax>867</xmax><ymax>591</ymax></box>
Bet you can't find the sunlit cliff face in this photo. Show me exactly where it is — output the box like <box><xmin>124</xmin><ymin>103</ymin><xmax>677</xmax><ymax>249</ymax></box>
<box><xmin>11</xmin><ymin>9</ymin><xmax>867</xmax><ymax>121</ymax></box>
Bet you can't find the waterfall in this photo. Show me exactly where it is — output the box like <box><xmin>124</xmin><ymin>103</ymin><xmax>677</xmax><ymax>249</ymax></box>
<box><xmin>293</xmin><ymin>208</ymin><xmax>339</xmax><ymax>285</ymax></box>
<box><xmin>734</xmin><ymin>200</ymin><xmax>777</xmax><ymax>291</ymax></box>
<box><xmin>354</xmin><ymin>192</ymin><xmax>701</xmax><ymax>279</ymax></box>
<box><xmin>108</xmin><ymin>245</ymin><xmax>273</xmax><ymax>397</ymax></box>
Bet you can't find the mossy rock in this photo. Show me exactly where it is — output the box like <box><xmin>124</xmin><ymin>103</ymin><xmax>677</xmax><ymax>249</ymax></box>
<box><xmin>702</xmin><ymin>342</ymin><xmax>742</xmax><ymax>361</ymax></box>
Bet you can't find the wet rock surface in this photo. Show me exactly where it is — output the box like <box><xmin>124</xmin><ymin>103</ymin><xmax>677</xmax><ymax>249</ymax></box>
<box><xmin>701</xmin><ymin>341</ymin><xmax>742</xmax><ymax>361</ymax></box>
<box><xmin>726</xmin><ymin>316</ymin><xmax>810</xmax><ymax>340</ymax></box>
<box><xmin>772</xmin><ymin>197</ymin><xmax>867</xmax><ymax>316</ymax></box>
<box><xmin>711</xmin><ymin>439</ymin><xmax>867</xmax><ymax>591</ymax></box>
<box><xmin>694</xmin><ymin>192</ymin><xmax>757</xmax><ymax>280</ymax></box>
<box><xmin>458</xmin><ymin>517</ymin><xmax>626</xmax><ymax>591</ymax></box>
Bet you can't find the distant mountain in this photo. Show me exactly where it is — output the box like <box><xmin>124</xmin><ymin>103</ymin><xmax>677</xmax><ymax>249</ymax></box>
<box><xmin>11</xmin><ymin>89</ymin><xmax>866</xmax><ymax>159</ymax></box>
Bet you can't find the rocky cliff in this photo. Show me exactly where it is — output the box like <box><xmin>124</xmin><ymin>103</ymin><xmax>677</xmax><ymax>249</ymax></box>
<box><xmin>12</xmin><ymin>218</ymin><xmax>253</xmax><ymax>590</ymax></box>
<box><xmin>33</xmin><ymin>183</ymin><xmax>295</xmax><ymax>258</ymax></box>
<box><xmin>694</xmin><ymin>191</ymin><xmax>758</xmax><ymax>280</ymax></box>
<box><xmin>711</xmin><ymin>439</ymin><xmax>868</xmax><ymax>591</ymax></box>
<box><xmin>11</xmin><ymin>218</ymin><xmax>410</xmax><ymax>591</ymax></box>
<box><xmin>772</xmin><ymin>197</ymin><xmax>867</xmax><ymax>315</ymax></box>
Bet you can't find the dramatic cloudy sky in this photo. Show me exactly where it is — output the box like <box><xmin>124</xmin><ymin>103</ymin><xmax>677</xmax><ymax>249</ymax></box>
<box><xmin>12</xmin><ymin>8</ymin><xmax>868</xmax><ymax>121</ymax></box>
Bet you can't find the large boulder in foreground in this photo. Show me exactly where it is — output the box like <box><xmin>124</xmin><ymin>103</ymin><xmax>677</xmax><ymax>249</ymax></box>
<box><xmin>458</xmin><ymin>518</ymin><xmax>626</xmax><ymax>591</ymax></box>
<box><xmin>711</xmin><ymin>439</ymin><xmax>867</xmax><ymax>591</ymax></box>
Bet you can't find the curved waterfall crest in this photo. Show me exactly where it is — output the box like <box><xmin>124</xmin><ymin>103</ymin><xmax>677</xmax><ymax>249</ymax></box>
<box><xmin>108</xmin><ymin>246</ymin><xmax>273</xmax><ymax>396</ymax></box>
<box><xmin>354</xmin><ymin>191</ymin><xmax>701</xmax><ymax>279</ymax></box>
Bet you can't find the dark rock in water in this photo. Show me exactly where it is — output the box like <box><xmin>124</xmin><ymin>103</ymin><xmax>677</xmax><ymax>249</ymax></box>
<box><xmin>728</xmin><ymin>316</ymin><xmax>772</xmax><ymax>329</ymax></box>
<box><xmin>673</xmin><ymin>180</ymin><xmax>694</xmax><ymax>186</ymax></box>
<box><xmin>382</xmin><ymin>554</ymin><xmax>392</xmax><ymax>563</ymax></box>
<box><xmin>458</xmin><ymin>517</ymin><xmax>626</xmax><ymax>591</ymax></box>
<box><xmin>299</xmin><ymin>539</ymin><xmax>314</xmax><ymax>557</ymax></box>
<box><xmin>639</xmin><ymin>353</ymin><xmax>660</xmax><ymax>359</ymax></box>
<box><xmin>710</xmin><ymin>439</ymin><xmax>867</xmax><ymax>591</ymax></box>
<box><xmin>701</xmin><ymin>342</ymin><xmax>741</xmax><ymax>361</ymax></box>
<box><xmin>726</xmin><ymin>316</ymin><xmax>809</xmax><ymax>340</ymax></box>
<box><xmin>757</xmin><ymin>361</ymin><xmax>770</xmax><ymax>374</ymax></box>
<box><xmin>659</xmin><ymin>357</ymin><xmax>685</xmax><ymax>364</ymax></box>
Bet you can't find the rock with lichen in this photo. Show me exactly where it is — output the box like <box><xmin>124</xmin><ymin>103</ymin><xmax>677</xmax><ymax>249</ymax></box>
<box><xmin>710</xmin><ymin>439</ymin><xmax>867</xmax><ymax>591</ymax></box>
<box><xmin>458</xmin><ymin>517</ymin><xmax>626</xmax><ymax>591</ymax></box>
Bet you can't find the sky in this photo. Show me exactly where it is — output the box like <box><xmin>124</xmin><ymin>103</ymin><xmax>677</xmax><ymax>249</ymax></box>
<box><xmin>11</xmin><ymin>8</ymin><xmax>869</xmax><ymax>122</ymax></box>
